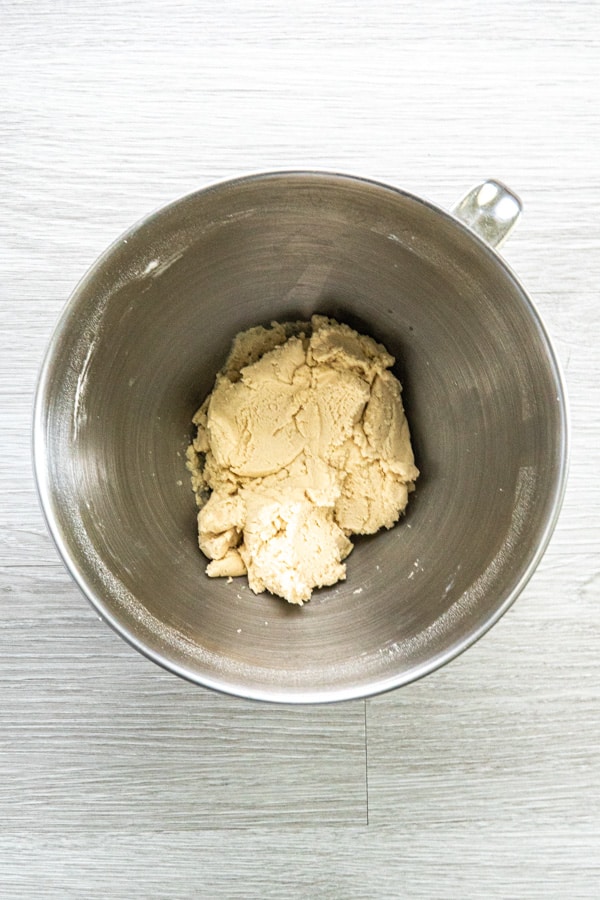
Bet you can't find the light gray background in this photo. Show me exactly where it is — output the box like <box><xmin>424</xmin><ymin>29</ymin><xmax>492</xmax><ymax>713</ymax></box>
<box><xmin>1</xmin><ymin>2</ymin><xmax>599</xmax><ymax>897</ymax></box>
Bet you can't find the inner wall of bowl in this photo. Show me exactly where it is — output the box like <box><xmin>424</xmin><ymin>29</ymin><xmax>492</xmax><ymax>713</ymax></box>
<box><xmin>43</xmin><ymin>174</ymin><xmax>564</xmax><ymax>696</ymax></box>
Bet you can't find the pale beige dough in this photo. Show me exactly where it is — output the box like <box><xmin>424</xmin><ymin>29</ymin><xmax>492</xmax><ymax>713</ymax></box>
<box><xmin>186</xmin><ymin>315</ymin><xmax>419</xmax><ymax>604</ymax></box>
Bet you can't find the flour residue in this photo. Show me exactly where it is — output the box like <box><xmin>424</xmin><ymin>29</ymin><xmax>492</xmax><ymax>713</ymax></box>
<box><xmin>72</xmin><ymin>340</ymin><xmax>96</xmax><ymax>441</ymax></box>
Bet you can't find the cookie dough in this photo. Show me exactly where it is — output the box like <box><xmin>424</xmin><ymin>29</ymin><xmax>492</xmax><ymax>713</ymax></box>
<box><xmin>186</xmin><ymin>316</ymin><xmax>419</xmax><ymax>604</ymax></box>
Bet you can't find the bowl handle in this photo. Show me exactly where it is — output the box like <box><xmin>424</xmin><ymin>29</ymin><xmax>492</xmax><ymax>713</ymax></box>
<box><xmin>451</xmin><ymin>180</ymin><xmax>522</xmax><ymax>249</ymax></box>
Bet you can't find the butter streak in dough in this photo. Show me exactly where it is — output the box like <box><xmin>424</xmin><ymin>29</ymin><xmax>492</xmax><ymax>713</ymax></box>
<box><xmin>187</xmin><ymin>316</ymin><xmax>419</xmax><ymax>604</ymax></box>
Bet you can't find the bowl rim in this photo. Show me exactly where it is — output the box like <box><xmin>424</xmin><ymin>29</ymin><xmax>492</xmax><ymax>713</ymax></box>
<box><xmin>32</xmin><ymin>168</ymin><xmax>570</xmax><ymax>703</ymax></box>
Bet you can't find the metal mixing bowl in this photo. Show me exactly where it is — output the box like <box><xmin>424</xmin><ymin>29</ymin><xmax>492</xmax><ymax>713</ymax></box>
<box><xmin>33</xmin><ymin>172</ymin><xmax>568</xmax><ymax>702</ymax></box>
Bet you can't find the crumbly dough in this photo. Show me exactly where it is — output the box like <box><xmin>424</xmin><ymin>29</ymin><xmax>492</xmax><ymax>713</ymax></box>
<box><xmin>186</xmin><ymin>315</ymin><xmax>419</xmax><ymax>604</ymax></box>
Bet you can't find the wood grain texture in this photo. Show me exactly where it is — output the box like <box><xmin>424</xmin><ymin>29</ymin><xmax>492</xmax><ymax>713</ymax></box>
<box><xmin>1</xmin><ymin>824</ymin><xmax>599</xmax><ymax>900</ymax></box>
<box><xmin>1</xmin><ymin>0</ymin><xmax>599</xmax><ymax>896</ymax></box>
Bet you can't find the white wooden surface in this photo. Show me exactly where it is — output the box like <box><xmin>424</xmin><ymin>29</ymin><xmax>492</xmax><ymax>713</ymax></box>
<box><xmin>1</xmin><ymin>2</ymin><xmax>599</xmax><ymax>897</ymax></box>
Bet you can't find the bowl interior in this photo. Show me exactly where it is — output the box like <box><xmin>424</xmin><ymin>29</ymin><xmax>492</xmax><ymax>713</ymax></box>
<box><xmin>35</xmin><ymin>173</ymin><xmax>567</xmax><ymax>701</ymax></box>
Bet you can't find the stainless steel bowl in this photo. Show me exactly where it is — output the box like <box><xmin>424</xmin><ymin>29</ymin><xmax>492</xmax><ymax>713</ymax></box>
<box><xmin>33</xmin><ymin>172</ymin><xmax>568</xmax><ymax>702</ymax></box>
